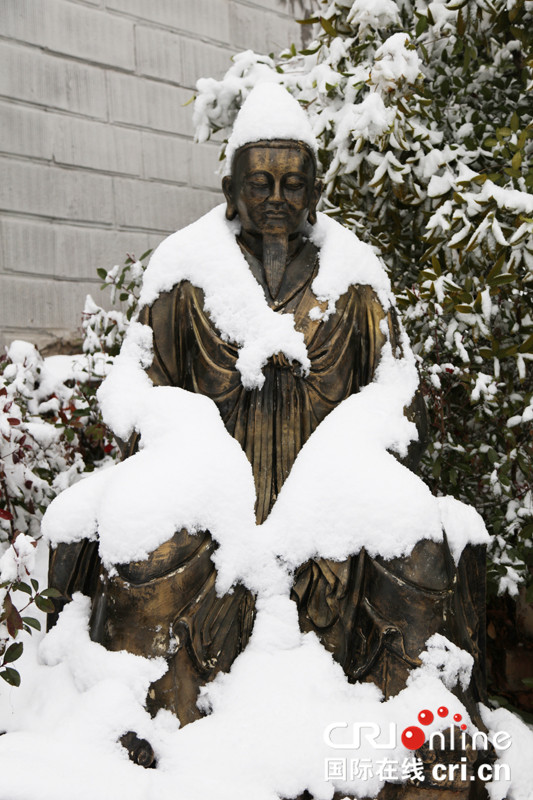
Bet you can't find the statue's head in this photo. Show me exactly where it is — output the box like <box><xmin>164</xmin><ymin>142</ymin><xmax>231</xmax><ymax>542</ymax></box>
<box><xmin>222</xmin><ymin>139</ymin><xmax>322</xmax><ymax>238</ymax></box>
<box><xmin>221</xmin><ymin>84</ymin><xmax>322</xmax><ymax>240</ymax></box>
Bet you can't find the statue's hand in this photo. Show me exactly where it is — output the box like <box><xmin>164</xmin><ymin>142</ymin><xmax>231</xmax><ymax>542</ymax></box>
<box><xmin>119</xmin><ymin>731</ymin><xmax>156</xmax><ymax>769</ymax></box>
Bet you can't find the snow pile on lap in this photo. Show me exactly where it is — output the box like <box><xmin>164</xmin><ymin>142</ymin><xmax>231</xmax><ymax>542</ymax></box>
<box><xmin>42</xmin><ymin>320</ymin><xmax>489</xmax><ymax>581</ymax></box>
<box><xmin>42</xmin><ymin>328</ymin><xmax>257</xmax><ymax>568</ymax></box>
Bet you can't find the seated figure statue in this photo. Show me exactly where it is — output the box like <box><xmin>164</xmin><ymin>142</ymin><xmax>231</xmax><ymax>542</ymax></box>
<box><xmin>48</xmin><ymin>84</ymin><xmax>489</xmax><ymax>797</ymax></box>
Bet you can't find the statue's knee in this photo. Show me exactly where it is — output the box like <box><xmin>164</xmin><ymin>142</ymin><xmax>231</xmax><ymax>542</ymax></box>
<box><xmin>377</xmin><ymin>539</ymin><xmax>451</xmax><ymax>592</ymax></box>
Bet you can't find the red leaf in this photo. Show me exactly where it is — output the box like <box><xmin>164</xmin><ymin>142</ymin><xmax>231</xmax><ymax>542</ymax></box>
<box><xmin>4</xmin><ymin>594</ymin><xmax>23</xmax><ymax>638</ymax></box>
<box><xmin>7</xmin><ymin>418</ymin><xmax>20</xmax><ymax>426</ymax></box>
<box><xmin>7</xmin><ymin>607</ymin><xmax>23</xmax><ymax>638</ymax></box>
<box><xmin>0</xmin><ymin>509</ymin><xmax>13</xmax><ymax>521</ymax></box>
<box><xmin>3</xmin><ymin>401</ymin><xmax>12</xmax><ymax>411</ymax></box>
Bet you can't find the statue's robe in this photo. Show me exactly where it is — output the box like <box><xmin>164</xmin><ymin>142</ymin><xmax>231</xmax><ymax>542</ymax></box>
<box><xmin>49</xmin><ymin>238</ymin><xmax>486</xmax><ymax>732</ymax></box>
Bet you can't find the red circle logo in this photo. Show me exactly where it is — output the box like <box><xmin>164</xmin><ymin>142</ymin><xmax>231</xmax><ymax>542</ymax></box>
<box><xmin>401</xmin><ymin>726</ymin><xmax>425</xmax><ymax>750</ymax></box>
<box><xmin>418</xmin><ymin>709</ymin><xmax>434</xmax><ymax>726</ymax></box>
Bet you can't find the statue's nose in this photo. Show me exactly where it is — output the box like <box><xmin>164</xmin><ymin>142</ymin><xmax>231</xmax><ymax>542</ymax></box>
<box><xmin>269</xmin><ymin>181</ymin><xmax>284</xmax><ymax>204</ymax></box>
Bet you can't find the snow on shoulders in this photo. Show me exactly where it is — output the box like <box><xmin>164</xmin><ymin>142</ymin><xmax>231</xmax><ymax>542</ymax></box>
<box><xmin>139</xmin><ymin>205</ymin><xmax>310</xmax><ymax>390</ymax></box>
<box><xmin>139</xmin><ymin>207</ymin><xmax>396</xmax><ymax>389</ymax></box>
<box><xmin>437</xmin><ymin>496</ymin><xmax>491</xmax><ymax>563</ymax></box>
<box><xmin>309</xmin><ymin>211</ymin><xmax>393</xmax><ymax>320</ymax></box>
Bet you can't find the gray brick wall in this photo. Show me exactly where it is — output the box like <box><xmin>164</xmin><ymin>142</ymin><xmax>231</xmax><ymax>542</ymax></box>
<box><xmin>0</xmin><ymin>0</ymin><xmax>304</xmax><ymax>349</ymax></box>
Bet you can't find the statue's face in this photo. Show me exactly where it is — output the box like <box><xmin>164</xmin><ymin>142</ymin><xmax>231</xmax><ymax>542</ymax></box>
<box><xmin>223</xmin><ymin>142</ymin><xmax>321</xmax><ymax>238</ymax></box>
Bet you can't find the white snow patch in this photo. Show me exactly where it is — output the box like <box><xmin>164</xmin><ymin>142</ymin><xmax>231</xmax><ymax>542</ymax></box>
<box><xmin>224</xmin><ymin>82</ymin><xmax>318</xmax><ymax>176</ymax></box>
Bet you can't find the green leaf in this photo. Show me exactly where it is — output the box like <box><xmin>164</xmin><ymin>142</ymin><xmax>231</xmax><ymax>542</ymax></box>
<box><xmin>300</xmin><ymin>45</ymin><xmax>321</xmax><ymax>56</ymax></box>
<box><xmin>415</xmin><ymin>14</ymin><xmax>428</xmax><ymax>36</ymax></box>
<box><xmin>139</xmin><ymin>249</ymin><xmax>153</xmax><ymax>261</ymax></box>
<box><xmin>487</xmin><ymin>253</ymin><xmax>506</xmax><ymax>281</ymax></box>
<box><xmin>518</xmin><ymin>334</ymin><xmax>533</xmax><ymax>354</ymax></box>
<box><xmin>3</xmin><ymin>641</ymin><xmax>23</xmax><ymax>664</ymax></box>
<box><xmin>457</xmin><ymin>9</ymin><xmax>466</xmax><ymax>36</ymax></box>
<box><xmin>487</xmin><ymin>448</ymin><xmax>498</xmax><ymax>464</ymax></box>
<box><xmin>1</xmin><ymin>666</ymin><xmax>21</xmax><ymax>686</ymax></box>
<box><xmin>21</xmin><ymin>616</ymin><xmax>41</xmax><ymax>631</ymax></box>
<box><xmin>13</xmin><ymin>582</ymin><xmax>32</xmax><ymax>595</ymax></box>
<box><xmin>510</xmin><ymin>111</ymin><xmax>519</xmax><ymax>132</ymax></box>
<box><xmin>431</xmin><ymin>256</ymin><xmax>442</xmax><ymax>276</ymax></box>
<box><xmin>490</xmin><ymin>274</ymin><xmax>516</xmax><ymax>287</ymax></box>
<box><xmin>96</xmin><ymin>268</ymin><xmax>107</xmax><ymax>280</ymax></box>
<box><xmin>35</xmin><ymin>595</ymin><xmax>55</xmax><ymax>614</ymax></box>
<box><xmin>500</xmin><ymin>344</ymin><xmax>518</xmax><ymax>357</ymax></box>
<box><xmin>319</xmin><ymin>16</ymin><xmax>337</xmax><ymax>36</ymax></box>
<box><xmin>520</xmin><ymin>522</ymin><xmax>533</xmax><ymax>540</ymax></box>
<box><xmin>39</xmin><ymin>587</ymin><xmax>61</xmax><ymax>598</ymax></box>
<box><xmin>30</xmin><ymin>578</ymin><xmax>39</xmax><ymax>592</ymax></box>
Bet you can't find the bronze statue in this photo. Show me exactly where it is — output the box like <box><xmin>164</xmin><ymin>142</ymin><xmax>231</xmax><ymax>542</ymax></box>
<box><xmin>48</xmin><ymin>87</ymin><xmax>489</xmax><ymax>798</ymax></box>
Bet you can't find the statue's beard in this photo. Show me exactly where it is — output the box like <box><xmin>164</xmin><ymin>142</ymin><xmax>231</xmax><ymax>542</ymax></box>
<box><xmin>262</xmin><ymin>233</ymin><xmax>289</xmax><ymax>299</ymax></box>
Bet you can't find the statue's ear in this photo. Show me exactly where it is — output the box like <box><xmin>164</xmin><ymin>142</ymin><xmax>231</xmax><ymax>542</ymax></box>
<box><xmin>307</xmin><ymin>179</ymin><xmax>323</xmax><ymax>226</ymax></box>
<box><xmin>222</xmin><ymin>176</ymin><xmax>238</xmax><ymax>220</ymax></box>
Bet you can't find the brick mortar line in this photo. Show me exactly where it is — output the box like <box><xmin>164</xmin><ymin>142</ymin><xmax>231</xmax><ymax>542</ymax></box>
<box><xmin>100</xmin><ymin>0</ymin><xmax>297</xmax><ymax>31</ymax></box>
<box><xmin>0</xmin><ymin>97</ymin><xmax>208</xmax><ymax>144</ymax></box>
<box><xmin>0</xmin><ymin>97</ymin><xmax>198</xmax><ymax>140</ymax></box>
<box><xmin>0</xmin><ymin>272</ymin><xmax>102</xmax><ymax>285</ymax></box>
<box><xmin>2</xmin><ymin>326</ymin><xmax>80</xmax><ymax>335</ymax></box>
<box><xmin>0</xmin><ymin>209</ymin><xmax>117</xmax><ymax>229</ymax></box>
<box><xmin>0</xmin><ymin>208</ymin><xmax>185</xmax><ymax>236</ymax></box>
<box><xmin>0</xmin><ymin>36</ymin><xmax>236</xmax><ymax>92</ymax></box>
<box><xmin>0</xmin><ymin>15</ymin><xmax>261</xmax><ymax>62</ymax></box>
<box><xmin>0</xmin><ymin>151</ymin><xmax>225</xmax><ymax>191</ymax></box>
<box><xmin>0</xmin><ymin>150</ymin><xmax>142</xmax><ymax>181</ymax></box>
<box><xmin>0</xmin><ymin>94</ymin><xmax>108</xmax><ymax>125</ymax></box>
<box><xmin>0</xmin><ymin>209</ymin><xmax>218</xmax><ymax>236</ymax></box>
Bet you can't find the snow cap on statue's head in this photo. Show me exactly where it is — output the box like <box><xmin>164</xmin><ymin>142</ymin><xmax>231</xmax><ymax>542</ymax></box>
<box><xmin>224</xmin><ymin>82</ymin><xmax>318</xmax><ymax>176</ymax></box>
